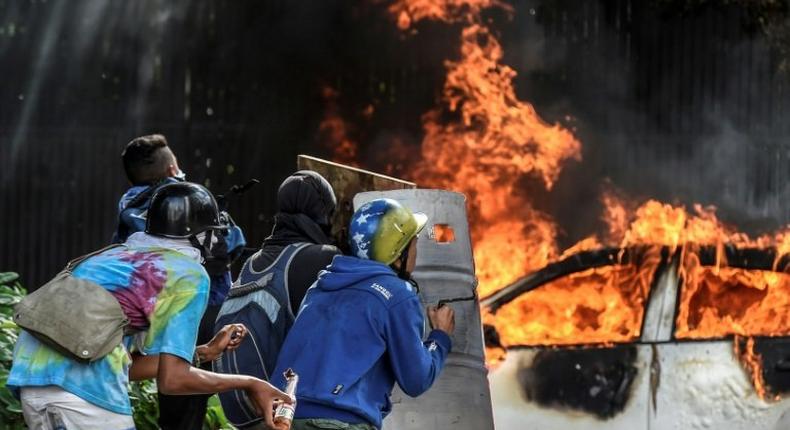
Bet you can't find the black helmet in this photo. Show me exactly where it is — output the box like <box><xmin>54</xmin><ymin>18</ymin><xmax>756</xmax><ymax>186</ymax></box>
<box><xmin>145</xmin><ymin>182</ymin><xmax>225</xmax><ymax>238</ymax></box>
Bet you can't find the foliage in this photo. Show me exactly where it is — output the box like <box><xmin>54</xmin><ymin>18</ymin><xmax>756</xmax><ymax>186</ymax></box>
<box><xmin>0</xmin><ymin>272</ymin><xmax>235</xmax><ymax>429</ymax></box>
<box><xmin>0</xmin><ymin>272</ymin><xmax>26</xmax><ymax>430</ymax></box>
<box><xmin>205</xmin><ymin>394</ymin><xmax>235</xmax><ymax>430</ymax></box>
<box><xmin>129</xmin><ymin>381</ymin><xmax>235</xmax><ymax>430</ymax></box>
<box><xmin>130</xmin><ymin>380</ymin><xmax>160</xmax><ymax>430</ymax></box>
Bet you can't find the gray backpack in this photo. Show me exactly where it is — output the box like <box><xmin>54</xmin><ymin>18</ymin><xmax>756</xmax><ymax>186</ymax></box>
<box><xmin>13</xmin><ymin>245</ymin><xmax>130</xmax><ymax>363</ymax></box>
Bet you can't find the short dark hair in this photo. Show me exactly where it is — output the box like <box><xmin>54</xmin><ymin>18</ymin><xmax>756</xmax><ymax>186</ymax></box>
<box><xmin>121</xmin><ymin>134</ymin><xmax>175</xmax><ymax>185</ymax></box>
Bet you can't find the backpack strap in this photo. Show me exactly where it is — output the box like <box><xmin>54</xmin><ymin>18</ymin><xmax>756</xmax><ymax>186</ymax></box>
<box><xmin>64</xmin><ymin>244</ymin><xmax>124</xmax><ymax>273</ymax></box>
<box><xmin>227</xmin><ymin>243</ymin><xmax>311</xmax><ymax>299</ymax></box>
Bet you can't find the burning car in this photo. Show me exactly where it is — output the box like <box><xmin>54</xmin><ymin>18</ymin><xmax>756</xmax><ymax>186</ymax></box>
<box><xmin>483</xmin><ymin>243</ymin><xmax>790</xmax><ymax>430</ymax></box>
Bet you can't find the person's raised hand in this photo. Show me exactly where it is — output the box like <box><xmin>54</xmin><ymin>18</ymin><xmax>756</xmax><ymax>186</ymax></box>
<box><xmin>207</xmin><ymin>323</ymin><xmax>248</xmax><ymax>355</ymax></box>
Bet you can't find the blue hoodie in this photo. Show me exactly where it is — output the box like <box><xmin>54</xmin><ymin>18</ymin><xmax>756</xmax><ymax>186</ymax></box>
<box><xmin>272</xmin><ymin>255</ymin><xmax>452</xmax><ymax>429</ymax></box>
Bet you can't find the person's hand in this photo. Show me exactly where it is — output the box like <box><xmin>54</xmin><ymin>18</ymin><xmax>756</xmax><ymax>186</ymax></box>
<box><xmin>205</xmin><ymin>324</ymin><xmax>247</xmax><ymax>359</ymax></box>
<box><xmin>245</xmin><ymin>379</ymin><xmax>294</xmax><ymax>429</ymax></box>
<box><xmin>428</xmin><ymin>305</ymin><xmax>455</xmax><ymax>335</ymax></box>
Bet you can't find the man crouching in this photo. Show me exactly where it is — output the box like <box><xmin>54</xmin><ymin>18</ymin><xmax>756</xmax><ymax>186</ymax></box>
<box><xmin>8</xmin><ymin>182</ymin><xmax>290</xmax><ymax>429</ymax></box>
<box><xmin>272</xmin><ymin>198</ymin><xmax>455</xmax><ymax>430</ymax></box>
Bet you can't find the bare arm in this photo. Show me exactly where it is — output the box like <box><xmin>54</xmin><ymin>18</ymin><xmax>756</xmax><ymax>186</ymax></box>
<box><xmin>129</xmin><ymin>354</ymin><xmax>158</xmax><ymax>381</ymax></box>
<box><xmin>157</xmin><ymin>353</ymin><xmax>257</xmax><ymax>394</ymax></box>
<box><xmin>128</xmin><ymin>323</ymin><xmax>247</xmax><ymax>381</ymax></box>
<box><xmin>157</xmin><ymin>354</ymin><xmax>290</xmax><ymax>428</ymax></box>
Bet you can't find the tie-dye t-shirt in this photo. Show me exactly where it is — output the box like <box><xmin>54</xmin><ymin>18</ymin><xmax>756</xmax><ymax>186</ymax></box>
<box><xmin>7</xmin><ymin>245</ymin><xmax>209</xmax><ymax>415</ymax></box>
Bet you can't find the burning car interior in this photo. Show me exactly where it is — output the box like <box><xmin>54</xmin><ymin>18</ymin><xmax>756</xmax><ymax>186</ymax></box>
<box><xmin>482</xmin><ymin>212</ymin><xmax>790</xmax><ymax>428</ymax></box>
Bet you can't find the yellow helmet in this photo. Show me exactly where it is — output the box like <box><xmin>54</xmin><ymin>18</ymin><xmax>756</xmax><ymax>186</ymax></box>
<box><xmin>349</xmin><ymin>198</ymin><xmax>428</xmax><ymax>265</ymax></box>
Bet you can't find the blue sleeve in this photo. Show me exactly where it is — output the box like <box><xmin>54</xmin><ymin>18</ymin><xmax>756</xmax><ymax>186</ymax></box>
<box><xmin>224</xmin><ymin>224</ymin><xmax>246</xmax><ymax>254</ymax></box>
<box><xmin>384</xmin><ymin>295</ymin><xmax>452</xmax><ymax>397</ymax></box>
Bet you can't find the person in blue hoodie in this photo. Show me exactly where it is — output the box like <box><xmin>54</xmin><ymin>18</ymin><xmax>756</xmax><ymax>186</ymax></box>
<box><xmin>113</xmin><ymin>134</ymin><xmax>186</xmax><ymax>244</ymax></box>
<box><xmin>113</xmin><ymin>134</ymin><xmax>247</xmax><ymax>429</ymax></box>
<box><xmin>272</xmin><ymin>198</ymin><xmax>456</xmax><ymax>430</ymax></box>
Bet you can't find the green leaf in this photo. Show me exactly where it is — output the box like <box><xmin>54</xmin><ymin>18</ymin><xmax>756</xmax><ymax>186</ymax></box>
<box><xmin>0</xmin><ymin>296</ymin><xmax>18</xmax><ymax>306</ymax></box>
<box><xmin>0</xmin><ymin>274</ymin><xmax>19</xmax><ymax>286</ymax></box>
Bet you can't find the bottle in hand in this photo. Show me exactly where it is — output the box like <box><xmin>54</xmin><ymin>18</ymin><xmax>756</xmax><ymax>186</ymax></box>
<box><xmin>273</xmin><ymin>368</ymin><xmax>299</xmax><ymax>430</ymax></box>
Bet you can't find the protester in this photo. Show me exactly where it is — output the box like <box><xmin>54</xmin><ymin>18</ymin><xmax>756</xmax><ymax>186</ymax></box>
<box><xmin>113</xmin><ymin>134</ymin><xmax>186</xmax><ymax>244</ymax></box>
<box><xmin>214</xmin><ymin>170</ymin><xmax>342</xmax><ymax>428</ymax></box>
<box><xmin>8</xmin><ymin>182</ymin><xmax>290</xmax><ymax>430</ymax></box>
<box><xmin>271</xmin><ymin>198</ymin><xmax>455</xmax><ymax>430</ymax></box>
<box><xmin>113</xmin><ymin>134</ymin><xmax>246</xmax><ymax>428</ymax></box>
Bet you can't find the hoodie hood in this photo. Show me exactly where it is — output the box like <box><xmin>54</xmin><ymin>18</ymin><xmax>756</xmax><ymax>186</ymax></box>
<box><xmin>317</xmin><ymin>255</ymin><xmax>396</xmax><ymax>292</ymax></box>
<box><xmin>118</xmin><ymin>177</ymin><xmax>182</xmax><ymax>212</ymax></box>
<box><xmin>277</xmin><ymin>170</ymin><xmax>336</xmax><ymax>227</ymax></box>
<box><xmin>262</xmin><ymin>170</ymin><xmax>336</xmax><ymax>248</ymax></box>
<box><xmin>118</xmin><ymin>185</ymin><xmax>150</xmax><ymax>212</ymax></box>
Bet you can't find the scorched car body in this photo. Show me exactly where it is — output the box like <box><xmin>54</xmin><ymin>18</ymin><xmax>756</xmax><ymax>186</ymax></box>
<box><xmin>484</xmin><ymin>247</ymin><xmax>790</xmax><ymax>430</ymax></box>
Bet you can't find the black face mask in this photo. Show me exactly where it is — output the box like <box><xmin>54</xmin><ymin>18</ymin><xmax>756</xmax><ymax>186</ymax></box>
<box><xmin>319</xmin><ymin>221</ymin><xmax>334</xmax><ymax>239</ymax></box>
<box><xmin>190</xmin><ymin>230</ymin><xmax>231</xmax><ymax>276</ymax></box>
<box><xmin>189</xmin><ymin>231</ymin><xmax>213</xmax><ymax>259</ymax></box>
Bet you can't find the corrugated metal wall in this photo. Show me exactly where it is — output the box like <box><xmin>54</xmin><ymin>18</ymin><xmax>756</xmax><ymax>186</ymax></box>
<box><xmin>1</xmin><ymin>0</ymin><xmax>788</xmax><ymax>287</ymax></box>
<box><xmin>521</xmin><ymin>0</ymin><xmax>788</xmax><ymax>134</ymax></box>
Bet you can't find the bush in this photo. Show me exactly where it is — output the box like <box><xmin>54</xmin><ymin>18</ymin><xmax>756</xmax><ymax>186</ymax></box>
<box><xmin>205</xmin><ymin>394</ymin><xmax>235</xmax><ymax>430</ymax></box>
<box><xmin>0</xmin><ymin>272</ymin><xmax>235</xmax><ymax>429</ymax></box>
<box><xmin>0</xmin><ymin>272</ymin><xmax>26</xmax><ymax>430</ymax></box>
<box><xmin>130</xmin><ymin>381</ymin><xmax>234</xmax><ymax>430</ymax></box>
<box><xmin>130</xmin><ymin>379</ymin><xmax>160</xmax><ymax>429</ymax></box>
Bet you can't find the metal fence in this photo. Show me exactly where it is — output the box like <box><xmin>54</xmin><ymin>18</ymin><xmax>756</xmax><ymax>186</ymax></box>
<box><xmin>1</xmin><ymin>0</ymin><xmax>788</xmax><ymax>287</ymax></box>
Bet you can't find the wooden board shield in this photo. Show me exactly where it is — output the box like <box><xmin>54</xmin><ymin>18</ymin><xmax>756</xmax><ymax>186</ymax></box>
<box><xmin>297</xmin><ymin>155</ymin><xmax>416</xmax><ymax>252</ymax></box>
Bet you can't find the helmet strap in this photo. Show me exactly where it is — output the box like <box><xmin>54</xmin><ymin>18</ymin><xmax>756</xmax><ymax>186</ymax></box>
<box><xmin>397</xmin><ymin>240</ymin><xmax>422</xmax><ymax>293</ymax></box>
<box><xmin>407</xmin><ymin>276</ymin><xmax>420</xmax><ymax>295</ymax></box>
<box><xmin>395</xmin><ymin>243</ymin><xmax>411</xmax><ymax>280</ymax></box>
<box><xmin>391</xmin><ymin>247</ymin><xmax>420</xmax><ymax>293</ymax></box>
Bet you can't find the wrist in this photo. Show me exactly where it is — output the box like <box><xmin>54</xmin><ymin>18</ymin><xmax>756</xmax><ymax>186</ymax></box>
<box><xmin>428</xmin><ymin>329</ymin><xmax>452</xmax><ymax>347</ymax></box>
<box><xmin>241</xmin><ymin>375</ymin><xmax>262</xmax><ymax>391</ymax></box>
<box><xmin>195</xmin><ymin>344</ymin><xmax>220</xmax><ymax>363</ymax></box>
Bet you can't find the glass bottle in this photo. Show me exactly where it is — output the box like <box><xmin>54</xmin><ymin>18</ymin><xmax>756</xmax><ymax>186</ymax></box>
<box><xmin>273</xmin><ymin>368</ymin><xmax>299</xmax><ymax>430</ymax></box>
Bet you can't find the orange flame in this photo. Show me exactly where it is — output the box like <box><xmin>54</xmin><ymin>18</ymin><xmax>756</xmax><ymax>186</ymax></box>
<box><xmin>379</xmin><ymin>0</ymin><xmax>790</xmax><ymax>390</ymax></box>
<box><xmin>406</xmin><ymin>22</ymin><xmax>581</xmax><ymax>298</ymax></box>
<box><xmin>677</xmin><ymin>263</ymin><xmax>790</xmax><ymax>340</ymax></box>
<box><xmin>389</xmin><ymin>0</ymin><xmax>510</xmax><ymax>30</ymax></box>
<box><xmin>600</xmin><ymin>188</ymin><xmax>630</xmax><ymax>244</ymax></box>
<box><xmin>319</xmin><ymin>86</ymin><xmax>360</xmax><ymax>167</ymax></box>
<box><xmin>493</xmin><ymin>260</ymin><xmax>657</xmax><ymax>346</ymax></box>
<box><xmin>734</xmin><ymin>336</ymin><xmax>780</xmax><ymax>401</ymax></box>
